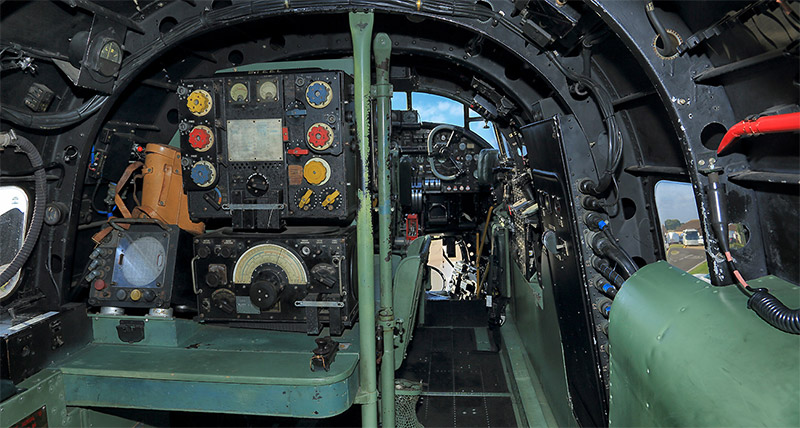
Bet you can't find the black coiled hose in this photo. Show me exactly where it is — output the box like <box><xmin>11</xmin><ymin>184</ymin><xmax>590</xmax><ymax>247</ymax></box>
<box><xmin>748</xmin><ymin>290</ymin><xmax>800</xmax><ymax>335</ymax></box>
<box><xmin>0</xmin><ymin>131</ymin><xmax>46</xmax><ymax>294</ymax></box>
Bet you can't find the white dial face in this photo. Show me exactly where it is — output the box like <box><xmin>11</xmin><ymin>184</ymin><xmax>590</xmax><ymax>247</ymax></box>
<box><xmin>119</xmin><ymin>236</ymin><xmax>166</xmax><ymax>287</ymax></box>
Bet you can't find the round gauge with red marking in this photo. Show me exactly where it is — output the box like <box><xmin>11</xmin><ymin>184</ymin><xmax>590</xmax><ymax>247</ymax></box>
<box><xmin>306</xmin><ymin>122</ymin><xmax>334</xmax><ymax>151</ymax></box>
<box><xmin>188</xmin><ymin>125</ymin><xmax>214</xmax><ymax>152</ymax></box>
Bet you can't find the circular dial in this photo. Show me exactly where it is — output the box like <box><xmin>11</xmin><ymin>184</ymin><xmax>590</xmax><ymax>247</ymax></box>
<box><xmin>229</xmin><ymin>82</ymin><xmax>248</xmax><ymax>102</ymax></box>
<box><xmin>258</xmin><ymin>80</ymin><xmax>278</xmax><ymax>101</ymax></box>
<box><xmin>188</xmin><ymin>125</ymin><xmax>214</xmax><ymax>152</ymax></box>
<box><xmin>303</xmin><ymin>158</ymin><xmax>331</xmax><ymax>186</ymax></box>
<box><xmin>245</xmin><ymin>173</ymin><xmax>269</xmax><ymax>196</ymax></box>
<box><xmin>306</xmin><ymin>123</ymin><xmax>334</xmax><ymax>151</ymax></box>
<box><xmin>294</xmin><ymin>187</ymin><xmax>317</xmax><ymax>211</ymax></box>
<box><xmin>190</xmin><ymin>160</ymin><xmax>216</xmax><ymax>187</ymax></box>
<box><xmin>232</xmin><ymin>243</ymin><xmax>308</xmax><ymax>285</ymax></box>
<box><xmin>119</xmin><ymin>236</ymin><xmax>166</xmax><ymax>287</ymax></box>
<box><xmin>305</xmin><ymin>81</ymin><xmax>333</xmax><ymax>108</ymax></box>
<box><xmin>97</xmin><ymin>40</ymin><xmax>122</xmax><ymax>77</ymax></box>
<box><xmin>427</xmin><ymin>126</ymin><xmax>464</xmax><ymax>181</ymax></box>
<box><xmin>319</xmin><ymin>186</ymin><xmax>342</xmax><ymax>211</ymax></box>
<box><xmin>311</xmin><ymin>263</ymin><xmax>337</xmax><ymax>288</ymax></box>
<box><xmin>186</xmin><ymin>89</ymin><xmax>213</xmax><ymax>116</ymax></box>
<box><xmin>211</xmin><ymin>289</ymin><xmax>236</xmax><ymax>314</ymax></box>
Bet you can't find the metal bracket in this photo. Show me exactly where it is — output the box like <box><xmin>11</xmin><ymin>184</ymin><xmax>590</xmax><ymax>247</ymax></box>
<box><xmin>294</xmin><ymin>301</ymin><xmax>344</xmax><ymax>308</ymax></box>
<box><xmin>354</xmin><ymin>387</ymin><xmax>379</xmax><ymax>405</ymax></box>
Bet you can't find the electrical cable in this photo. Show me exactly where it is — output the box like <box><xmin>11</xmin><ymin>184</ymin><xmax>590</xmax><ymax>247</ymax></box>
<box><xmin>0</xmin><ymin>131</ymin><xmax>47</xmax><ymax>296</ymax></box>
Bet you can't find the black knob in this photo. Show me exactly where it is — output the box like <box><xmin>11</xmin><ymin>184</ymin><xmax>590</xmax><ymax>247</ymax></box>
<box><xmin>212</xmin><ymin>290</ymin><xmax>236</xmax><ymax>314</ymax></box>
<box><xmin>246</xmin><ymin>174</ymin><xmax>269</xmax><ymax>196</ymax></box>
<box><xmin>205</xmin><ymin>271</ymin><xmax>220</xmax><ymax>288</ymax></box>
<box><xmin>249</xmin><ymin>280</ymin><xmax>282</xmax><ymax>310</ymax></box>
<box><xmin>219</xmin><ymin>246</ymin><xmax>232</xmax><ymax>258</ymax></box>
<box><xmin>197</xmin><ymin>245</ymin><xmax>211</xmax><ymax>258</ymax></box>
<box><xmin>143</xmin><ymin>290</ymin><xmax>156</xmax><ymax>302</ymax></box>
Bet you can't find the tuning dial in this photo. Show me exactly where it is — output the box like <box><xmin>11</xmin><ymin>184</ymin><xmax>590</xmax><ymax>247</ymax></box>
<box><xmin>186</xmin><ymin>89</ymin><xmax>212</xmax><ymax>116</ymax></box>
<box><xmin>188</xmin><ymin>125</ymin><xmax>214</xmax><ymax>152</ymax></box>
<box><xmin>190</xmin><ymin>161</ymin><xmax>216</xmax><ymax>188</ymax></box>
<box><xmin>305</xmin><ymin>81</ymin><xmax>333</xmax><ymax>108</ymax></box>
<box><xmin>306</xmin><ymin>123</ymin><xmax>334</xmax><ymax>151</ymax></box>
<box><xmin>246</xmin><ymin>173</ymin><xmax>269</xmax><ymax>196</ymax></box>
<box><xmin>303</xmin><ymin>158</ymin><xmax>331</xmax><ymax>186</ymax></box>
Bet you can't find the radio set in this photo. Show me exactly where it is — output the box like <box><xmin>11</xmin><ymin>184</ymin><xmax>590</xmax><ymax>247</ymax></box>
<box><xmin>192</xmin><ymin>227</ymin><xmax>357</xmax><ymax>335</ymax></box>
<box><xmin>177</xmin><ymin>69</ymin><xmax>357</xmax><ymax>230</ymax></box>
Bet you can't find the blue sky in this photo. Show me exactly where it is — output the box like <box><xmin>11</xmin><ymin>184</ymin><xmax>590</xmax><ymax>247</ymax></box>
<box><xmin>654</xmin><ymin>181</ymin><xmax>701</xmax><ymax>224</ymax></box>
<box><xmin>392</xmin><ymin>92</ymin><xmax>498</xmax><ymax>148</ymax></box>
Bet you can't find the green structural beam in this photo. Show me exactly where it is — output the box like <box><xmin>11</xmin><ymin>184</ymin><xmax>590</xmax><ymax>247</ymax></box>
<box><xmin>373</xmin><ymin>32</ymin><xmax>395</xmax><ymax>428</ymax></box>
<box><xmin>610</xmin><ymin>261</ymin><xmax>800</xmax><ymax>427</ymax></box>
<box><xmin>349</xmin><ymin>11</ymin><xmax>378</xmax><ymax>428</ymax></box>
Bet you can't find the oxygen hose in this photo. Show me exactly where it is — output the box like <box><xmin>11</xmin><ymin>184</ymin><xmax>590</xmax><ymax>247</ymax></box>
<box><xmin>645</xmin><ymin>2</ymin><xmax>677</xmax><ymax>57</ymax></box>
<box><xmin>707</xmin><ymin>172</ymin><xmax>799</xmax><ymax>334</ymax></box>
<box><xmin>0</xmin><ymin>131</ymin><xmax>47</xmax><ymax>292</ymax></box>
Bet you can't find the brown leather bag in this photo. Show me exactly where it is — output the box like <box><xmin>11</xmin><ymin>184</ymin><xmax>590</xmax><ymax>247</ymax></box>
<box><xmin>93</xmin><ymin>144</ymin><xmax>204</xmax><ymax>244</ymax></box>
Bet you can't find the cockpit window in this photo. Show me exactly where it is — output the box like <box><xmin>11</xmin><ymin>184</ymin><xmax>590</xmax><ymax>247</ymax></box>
<box><xmin>393</xmin><ymin>91</ymin><xmax>498</xmax><ymax>149</ymax></box>
<box><xmin>654</xmin><ymin>180</ymin><xmax>708</xmax><ymax>280</ymax></box>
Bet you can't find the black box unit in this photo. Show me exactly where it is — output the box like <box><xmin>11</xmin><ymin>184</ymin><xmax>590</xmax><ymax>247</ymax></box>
<box><xmin>193</xmin><ymin>226</ymin><xmax>357</xmax><ymax>336</ymax></box>
<box><xmin>87</xmin><ymin>222</ymin><xmax>193</xmax><ymax>310</ymax></box>
<box><xmin>177</xmin><ymin>70</ymin><xmax>357</xmax><ymax>230</ymax></box>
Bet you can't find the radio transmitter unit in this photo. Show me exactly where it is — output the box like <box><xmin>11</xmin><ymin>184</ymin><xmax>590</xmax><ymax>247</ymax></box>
<box><xmin>193</xmin><ymin>226</ymin><xmax>356</xmax><ymax>335</ymax></box>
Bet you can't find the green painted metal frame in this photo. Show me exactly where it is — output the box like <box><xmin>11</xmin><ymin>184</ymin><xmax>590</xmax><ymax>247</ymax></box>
<box><xmin>372</xmin><ymin>32</ymin><xmax>396</xmax><ymax>428</ymax></box>
<box><xmin>349</xmin><ymin>11</ymin><xmax>378</xmax><ymax>427</ymax></box>
<box><xmin>54</xmin><ymin>315</ymin><xmax>363</xmax><ymax>419</ymax></box>
<box><xmin>609</xmin><ymin>261</ymin><xmax>800</xmax><ymax>427</ymax></box>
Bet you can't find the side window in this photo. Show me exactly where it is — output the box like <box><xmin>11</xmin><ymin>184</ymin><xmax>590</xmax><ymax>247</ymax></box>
<box><xmin>0</xmin><ymin>186</ymin><xmax>29</xmax><ymax>298</ymax></box>
<box><xmin>654</xmin><ymin>181</ymin><xmax>709</xmax><ymax>280</ymax></box>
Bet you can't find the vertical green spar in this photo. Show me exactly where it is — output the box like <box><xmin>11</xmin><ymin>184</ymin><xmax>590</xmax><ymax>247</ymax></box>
<box><xmin>373</xmin><ymin>33</ymin><xmax>395</xmax><ymax>428</ymax></box>
<box><xmin>349</xmin><ymin>12</ymin><xmax>378</xmax><ymax>427</ymax></box>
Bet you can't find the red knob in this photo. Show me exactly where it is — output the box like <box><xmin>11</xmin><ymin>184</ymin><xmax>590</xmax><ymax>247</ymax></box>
<box><xmin>189</xmin><ymin>127</ymin><xmax>212</xmax><ymax>150</ymax></box>
<box><xmin>93</xmin><ymin>279</ymin><xmax>106</xmax><ymax>290</ymax></box>
<box><xmin>307</xmin><ymin>125</ymin><xmax>331</xmax><ymax>148</ymax></box>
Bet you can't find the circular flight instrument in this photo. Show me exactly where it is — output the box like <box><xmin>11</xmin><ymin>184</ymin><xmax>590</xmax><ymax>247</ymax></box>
<box><xmin>258</xmin><ymin>80</ymin><xmax>278</xmax><ymax>101</ymax></box>
<box><xmin>97</xmin><ymin>40</ymin><xmax>123</xmax><ymax>77</ymax></box>
<box><xmin>190</xmin><ymin>160</ymin><xmax>216</xmax><ymax>187</ymax></box>
<box><xmin>294</xmin><ymin>187</ymin><xmax>317</xmax><ymax>211</ymax></box>
<box><xmin>186</xmin><ymin>89</ymin><xmax>212</xmax><ymax>116</ymax></box>
<box><xmin>119</xmin><ymin>236</ymin><xmax>166</xmax><ymax>287</ymax></box>
<box><xmin>303</xmin><ymin>158</ymin><xmax>331</xmax><ymax>186</ymax></box>
<box><xmin>232</xmin><ymin>243</ymin><xmax>309</xmax><ymax>286</ymax></box>
<box><xmin>306</xmin><ymin>123</ymin><xmax>334</xmax><ymax>151</ymax></box>
<box><xmin>229</xmin><ymin>82</ymin><xmax>249</xmax><ymax>102</ymax></box>
<box><xmin>188</xmin><ymin>125</ymin><xmax>214</xmax><ymax>152</ymax></box>
<box><xmin>305</xmin><ymin>81</ymin><xmax>333</xmax><ymax>108</ymax></box>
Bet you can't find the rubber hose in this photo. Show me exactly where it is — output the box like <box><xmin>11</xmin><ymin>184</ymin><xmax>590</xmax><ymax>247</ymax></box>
<box><xmin>748</xmin><ymin>290</ymin><xmax>800</xmax><ymax>335</ymax></box>
<box><xmin>645</xmin><ymin>2</ymin><xmax>677</xmax><ymax>57</ymax></box>
<box><xmin>0</xmin><ymin>132</ymin><xmax>47</xmax><ymax>293</ymax></box>
<box><xmin>591</xmin><ymin>233</ymin><xmax>638</xmax><ymax>278</ymax></box>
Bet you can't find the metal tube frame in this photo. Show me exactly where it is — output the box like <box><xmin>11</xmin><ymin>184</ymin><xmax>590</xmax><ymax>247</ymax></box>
<box><xmin>349</xmin><ymin>12</ymin><xmax>378</xmax><ymax>427</ymax></box>
<box><xmin>373</xmin><ymin>32</ymin><xmax>395</xmax><ymax>428</ymax></box>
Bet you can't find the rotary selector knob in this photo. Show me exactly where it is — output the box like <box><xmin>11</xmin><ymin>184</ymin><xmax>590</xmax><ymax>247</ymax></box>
<box><xmin>211</xmin><ymin>289</ymin><xmax>236</xmax><ymax>314</ymax></box>
<box><xmin>303</xmin><ymin>158</ymin><xmax>331</xmax><ymax>186</ymax></box>
<box><xmin>189</xmin><ymin>125</ymin><xmax>214</xmax><ymax>152</ymax></box>
<box><xmin>190</xmin><ymin>161</ymin><xmax>216</xmax><ymax>187</ymax></box>
<box><xmin>246</xmin><ymin>173</ymin><xmax>269</xmax><ymax>196</ymax></box>
<box><xmin>250</xmin><ymin>280</ymin><xmax>283</xmax><ymax>310</ymax></box>
<box><xmin>306</xmin><ymin>123</ymin><xmax>334</xmax><ymax>151</ymax></box>
<box><xmin>305</xmin><ymin>81</ymin><xmax>333</xmax><ymax>108</ymax></box>
<box><xmin>186</xmin><ymin>89</ymin><xmax>212</xmax><ymax>116</ymax></box>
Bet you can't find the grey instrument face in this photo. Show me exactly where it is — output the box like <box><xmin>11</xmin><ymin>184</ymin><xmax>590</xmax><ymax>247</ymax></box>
<box><xmin>116</xmin><ymin>236</ymin><xmax>166</xmax><ymax>287</ymax></box>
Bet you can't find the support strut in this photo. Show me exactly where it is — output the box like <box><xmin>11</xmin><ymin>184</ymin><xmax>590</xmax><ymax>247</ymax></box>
<box><xmin>349</xmin><ymin>12</ymin><xmax>378</xmax><ymax>427</ymax></box>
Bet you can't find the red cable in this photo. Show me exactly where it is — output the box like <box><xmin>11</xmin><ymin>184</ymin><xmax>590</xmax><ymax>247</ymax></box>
<box><xmin>717</xmin><ymin>112</ymin><xmax>800</xmax><ymax>155</ymax></box>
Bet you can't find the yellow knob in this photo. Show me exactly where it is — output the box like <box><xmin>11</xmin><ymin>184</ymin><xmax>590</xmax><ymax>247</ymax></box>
<box><xmin>298</xmin><ymin>189</ymin><xmax>313</xmax><ymax>209</ymax></box>
<box><xmin>186</xmin><ymin>89</ymin><xmax>212</xmax><ymax>116</ymax></box>
<box><xmin>130</xmin><ymin>289</ymin><xmax>142</xmax><ymax>301</ymax></box>
<box><xmin>321</xmin><ymin>190</ymin><xmax>340</xmax><ymax>208</ymax></box>
<box><xmin>303</xmin><ymin>159</ymin><xmax>330</xmax><ymax>185</ymax></box>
